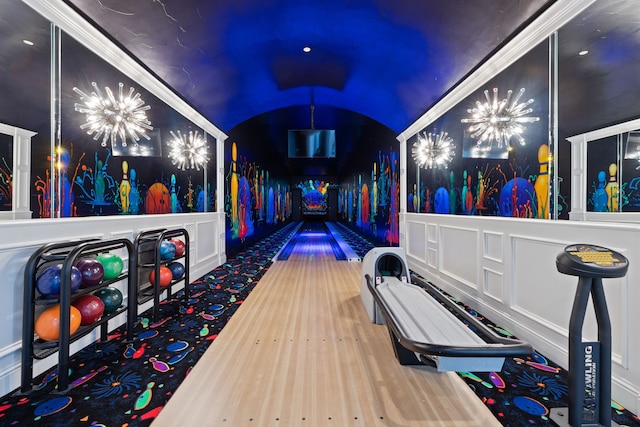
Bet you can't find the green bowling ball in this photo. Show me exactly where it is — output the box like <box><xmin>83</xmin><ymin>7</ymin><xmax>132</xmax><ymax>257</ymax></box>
<box><xmin>93</xmin><ymin>287</ymin><xmax>123</xmax><ymax>314</ymax></box>
<box><xmin>96</xmin><ymin>253</ymin><xmax>124</xmax><ymax>280</ymax></box>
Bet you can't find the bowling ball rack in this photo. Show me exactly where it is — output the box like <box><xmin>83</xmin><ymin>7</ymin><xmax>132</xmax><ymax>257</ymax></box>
<box><xmin>133</xmin><ymin>228</ymin><xmax>190</xmax><ymax>322</ymax></box>
<box><xmin>21</xmin><ymin>238</ymin><xmax>135</xmax><ymax>393</ymax></box>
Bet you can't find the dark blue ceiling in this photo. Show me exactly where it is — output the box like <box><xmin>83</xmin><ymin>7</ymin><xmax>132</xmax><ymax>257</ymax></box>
<box><xmin>65</xmin><ymin>0</ymin><xmax>553</xmax><ymax>133</ymax></box>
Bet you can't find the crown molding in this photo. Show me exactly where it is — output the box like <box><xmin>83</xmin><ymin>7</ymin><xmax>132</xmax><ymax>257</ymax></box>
<box><xmin>21</xmin><ymin>0</ymin><xmax>227</xmax><ymax>141</ymax></box>
<box><xmin>398</xmin><ymin>0</ymin><xmax>597</xmax><ymax>142</ymax></box>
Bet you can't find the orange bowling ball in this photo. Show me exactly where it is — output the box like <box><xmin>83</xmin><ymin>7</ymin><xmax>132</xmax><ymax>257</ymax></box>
<box><xmin>35</xmin><ymin>305</ymin><xmax>82</xmax><ymax>341</ymax></box>
<box><xmin>145</xmin><ymin>182</ymin><xmax>170</xmax><ymax>214</ymax></box>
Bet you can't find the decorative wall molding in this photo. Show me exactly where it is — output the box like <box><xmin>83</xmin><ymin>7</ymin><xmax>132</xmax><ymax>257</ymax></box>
<box><xmin>397</xmin><ymin>0</ymin><xmax>597</xmax><ymax>142</ymax></box>
<box><xmin>400</xmin><ymin>212</ymin><xmax>640</xmax><ymax>414</ymax></box>
<box><xmin>482</xmin><ymin>267</ymin><xmax>503</xmax><ymax>303</ymax></box>
<box><xmin>22</xmin><ymin>0</ymin><xmax>227</xmax><ymax>142</ymax></box>
<box><xmin>482</xmin><ymin>231</ymin><xmax>504</xmax><ymax>263</ymax></box>
<box><xmin>0</xmin><ymin>123</ymin><xmax>36</xmax><ymax>220</ymax></box>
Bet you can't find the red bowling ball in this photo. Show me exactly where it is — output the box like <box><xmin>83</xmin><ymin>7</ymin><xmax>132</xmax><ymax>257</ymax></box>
<box><xmin>149</xmin><ymin>266</ymin><xmax>172</xmax><ymax>288</ymax></box>
<box><xmin>169</xmin><ymin>239</ymin><xmax>186</xmax><ymax>257</ymax></box>
<box><xmin>72</xmin><ymin>294</ymin><xmax>105</xmax><ymax>325</ymax></box>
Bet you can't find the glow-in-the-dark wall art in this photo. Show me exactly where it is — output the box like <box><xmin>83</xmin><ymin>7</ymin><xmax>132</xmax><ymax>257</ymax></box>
<box><xmin>339</xmin><ymin>147</ymin><xmax>399</xmax><ymax>245</ymax></box>
<box><xmin>225</xmin><ymin>142</ymin><xmax>290</xmax><ymax>242</ymax></box>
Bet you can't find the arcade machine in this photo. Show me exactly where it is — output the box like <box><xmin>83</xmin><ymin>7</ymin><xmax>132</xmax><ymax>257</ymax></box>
<box><xmin>551</xmin><ymin>244</ymin><xmax>629</xmax><ymax>427</ymax></box>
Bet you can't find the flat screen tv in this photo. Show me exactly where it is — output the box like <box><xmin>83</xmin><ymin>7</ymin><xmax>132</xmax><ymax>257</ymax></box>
<box><xmin>624</xmin><ymin>130</ymin><xmax>640</xmax><ymax>160</ymax></box>
<box><xmin>111</xmin><ymin>128</ymin><xmax>162</xmax><ymax>157</ymax></box>
<box><xmin>462</xmin><ymin>130</ymin><xmax>508</xmax><ymax>160</ymax></box>
<box><xmin>288</xmin><ymin>129</ymin><xmax>336</xmax><ymax>158</ymax></box>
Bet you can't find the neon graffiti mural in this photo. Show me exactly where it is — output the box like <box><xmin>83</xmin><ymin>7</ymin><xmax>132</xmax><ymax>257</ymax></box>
<box><xmin>0</xmin><ymin>156</ymin><xmax>11</xmax><ymax>210</ymax></box>
<box><xmin>226</xmin><ymin>141</ymin><xmax>290</xmax><ymax>242</ymax></box>
<box><xmin>413</xmin><ymin>143</ymin><xmax>552</xmax><ymax>219</ymax></box>
<box><xmin>35</xmin><ymin>147</ymin><xmax>80</xmax><ymax>218</ymax></box>
<box><xmin>74</xmin><ymin>150</ymin><xmax>118</xmax><ymax>214</ymax></box>
<box><xmin>298</xmin><ymin>179</ymin><xmax>329</xmax><ymax>216</ymax></box>
<box><xmin>339</xmin><ymin>147</ymin><xmax>400</xmax><ymax>245</ymax></box>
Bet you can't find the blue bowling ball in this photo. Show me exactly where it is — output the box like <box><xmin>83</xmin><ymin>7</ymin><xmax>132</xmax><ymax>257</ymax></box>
<box><xmin>36</xmin><ymin>264</ymin><xmax>82</xmax><ymax>297</ymax></box>
<box><xmin>160</xmin><ymin>240</ymin><xmax>176</xmax><ymax>260</ymax></box>
<box><xmin>167</xmin><ymin>261</ymin><xmax>185</xmax><ymax>280</ymax></box>
<box><xmin>499</xmin><ymin>177</ymin><xmax>535</xmax><ymax>217</ymax></box>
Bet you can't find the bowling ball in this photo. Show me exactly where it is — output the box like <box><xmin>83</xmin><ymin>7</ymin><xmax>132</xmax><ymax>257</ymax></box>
<box><xmin>159</xmin><ymin>241</ymin><xmax>176</xmax><ymax>260</ymax></box>
<box><xmin>96</xmin><ymin>253</ymin><xmax>124</xmax><ymax>280</ymax></box>
<box><xmin>169</xmin><ymin>239</ymin><xmax>186</xmax><ymax>257</ymax></box>
<box><xmin>149</xmin><ymin>266</ymin><xmax>172</xmax><ymax>287</ymax></box>
<box><xmin>145</xmin><ymin>182</ymin><xmax>170</xmax><ymax>214</ymax></box>
<box><xmin>93</xmin><ymin>287</ymin><xmax>123</xmax><ymax>314</ymax></box>
<box><xmin>499</xmin><ymin>177</ymin><xmax>535</xmax><ymax>217</ymax></box>
<box><xmin>167</xmin><ymin>261</ymin><xmax>185</xmax><ymax>280</ymax></box>
<box><xmin>74</xmin><ymin>258</ymin><xmax>105</xmax><ymax>287</ymax></box>
<box><xmin>35</xmin><ymin>304</ymin><xmax>81</xmax><ymax>341</ymax></box>
<box><xmin>36</xmin><ymin>264</ymin><xmax>82</xmax><ymax>297</ymax></box>
<box><xmin>72</xmin><ymin>295</ymin><xmax>105</xmax><ymax>325</ymax></box>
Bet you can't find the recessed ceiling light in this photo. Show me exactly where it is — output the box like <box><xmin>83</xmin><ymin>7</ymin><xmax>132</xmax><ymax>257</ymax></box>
<box><xmin>22</xmin><ymin>39</ymin><xmax>34</xmax><ymax>46</ymax></box>
<box><xmin>303</xmin><ymin>46</ymin><xmax>311</xmax><ymax>53</ymax></box>
<box><xmin>578</xmin><ymin>50</ymin><xmax>589</xmax><ymax>56</ymax></box>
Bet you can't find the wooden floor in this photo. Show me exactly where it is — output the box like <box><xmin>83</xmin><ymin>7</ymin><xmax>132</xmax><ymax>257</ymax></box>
<box><xmin>152</xmin><ymin>234</ymin><xmax>501</xmax><ymax>427</ymax></box>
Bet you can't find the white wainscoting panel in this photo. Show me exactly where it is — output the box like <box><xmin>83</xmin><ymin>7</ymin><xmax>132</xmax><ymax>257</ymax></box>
<box><xmin>483</xmin><ymin>231</ymin><xmax>503</xmax><ymax>263</ymax></box>
<box><xmin>439</xmin><ymin>225</ymin><xmax>479</xmax><ymax>290</ymax></box>
<box><xmin>400</xmin><ymin>212</ymin><xmax>640</xmax><ymax>414</ymax></box>
<box><xmin>406</xmin><ymin>220</ymin><xmax>427</xmax><ymax>264</ymax></box>
<box><xmin>427</xmin><ymin>223</ymin><xmax>438</xmax><ymax>244</ymax></box>
<box><xmin>196</xmin><ymin>220</ymin><xmax>218</xmax><ymax>265</ymax></box>
<box><xmin>427</xmin><ymin>248</ymin><xmax>438</xmax><ymax>270</ymax></box>
<box><xmin>510</xmin><ymin>236</ymin><xmax>574</xmax><ymax>334</ymax></box>
<box><xmin>483</xmin><ymin>267</ymin><xmax>504</xmax><ymax>303</ymax></box>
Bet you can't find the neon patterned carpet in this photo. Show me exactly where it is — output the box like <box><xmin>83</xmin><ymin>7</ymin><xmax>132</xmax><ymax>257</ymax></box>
<box><xmin>421</xmin><ymin>281</ymin><xmax>639</xmax><ymax>427</ymax></box>
<box><xmin>0</xmin><ymin>223</ymin><xmax>299</xmax><ymax>426</ymax></box>
<box><xmin>0</xmin><ymin>221</ymin><xmax>638</xmax><ymax>426</ymax></box>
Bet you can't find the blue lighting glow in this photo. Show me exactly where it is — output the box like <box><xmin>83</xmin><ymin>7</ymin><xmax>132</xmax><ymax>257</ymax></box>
<box><xmin>217</xmin><ymin>1</ymin><xmax>436</xmax><ymax>131</ymax></box>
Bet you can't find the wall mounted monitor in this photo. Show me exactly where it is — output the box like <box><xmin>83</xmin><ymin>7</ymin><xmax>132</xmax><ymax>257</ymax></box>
<box><xmin>111</xmin><ymin>128</ymin><xmax>162</xmax><ymax>157</ymax></box>
<box><xmin>624</xmin><ymin>130</ymin><xmax>640</xmax><ymax>160</ymax></box>
<box><xmin>288</xmin><ymin>129</ymin><xmax>336</xmax><ymax>158</ymax></box>
<box><xmin>462</xmin><ymin>130</ymin><xmax>509</xmax><ymax>160</ymax></box>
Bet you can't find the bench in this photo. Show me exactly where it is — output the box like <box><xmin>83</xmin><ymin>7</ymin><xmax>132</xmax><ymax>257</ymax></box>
<box><xmin>366</xmin><ymin>273</ymin><xmax>533</xmax><ymax>372</ymax></box>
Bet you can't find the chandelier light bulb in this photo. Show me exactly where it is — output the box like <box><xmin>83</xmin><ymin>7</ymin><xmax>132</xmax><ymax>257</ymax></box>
<box><xmin>411</xmin><ymin>131</ymin><xmax>455</xmax><ymax>169</ymax></box>
<box><xmin>168</xmin><ymin>130</ymin><xmax>210</xmax><ymax>171</ymax></box>
<box><xmin>461</xmin><ymin>87</ymin><xmax>539</xmax><ymax>151</ymax></box>
<box><xmin>73</xmin><ymin>82</ymin><xmax>153</xmax><ymax>149</ymax></box>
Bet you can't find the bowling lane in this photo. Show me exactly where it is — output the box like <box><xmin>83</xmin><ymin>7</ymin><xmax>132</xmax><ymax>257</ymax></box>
<box><xmin>153</xmin><ymin>240</ymin><xmax>500</xmax><ymax>427</ymax></box>
<box><xmin>277</xmin><ymin>222</ymin><xmax>346</xmax><ymax>261</ymax></box>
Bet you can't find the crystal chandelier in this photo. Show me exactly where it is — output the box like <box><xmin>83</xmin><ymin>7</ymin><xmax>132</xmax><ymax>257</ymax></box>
<box><xmin>411</xmin><ymin>131</ymin><xmax>455</xmax><ymax>169</ymax></box>
<box><xmin>461</xmin><ymin>87</ymin><xmax>539</xmax><ymax>150</ymax></box>
<box><xmin>73</xmin><ymin>82</ymin><xmax>153</xmax><ymax>149</ymax></box>
<box><xmin>167</xmin><ymin>130</ymin><xmax>210</xmax><ymax>171</ymax></box>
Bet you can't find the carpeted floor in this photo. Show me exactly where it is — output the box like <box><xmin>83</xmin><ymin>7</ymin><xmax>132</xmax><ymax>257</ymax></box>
<box><xmin>1</xmin><ymin>221</ymin><xmax>638</xmax><ymax>426</ymax></box>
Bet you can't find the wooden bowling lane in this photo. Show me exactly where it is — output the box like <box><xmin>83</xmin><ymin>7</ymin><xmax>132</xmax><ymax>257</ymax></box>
<box><xmin>152</xmin><ymin>237</ymin><xmax>500</xmax><ymax>427</ymax></box>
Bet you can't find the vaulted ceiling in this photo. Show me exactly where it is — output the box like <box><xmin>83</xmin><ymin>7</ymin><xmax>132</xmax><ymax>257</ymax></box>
<box><xmin>63</xmin><ymin>0</ymin><xmax>553</xmax><ymax>133</ymax></box>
